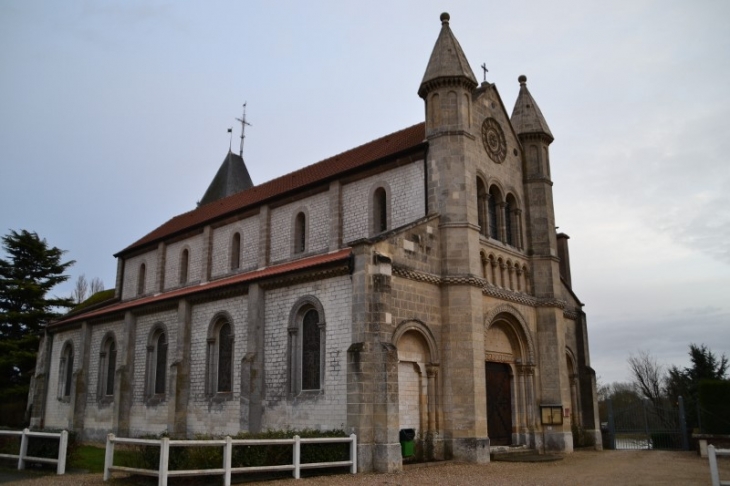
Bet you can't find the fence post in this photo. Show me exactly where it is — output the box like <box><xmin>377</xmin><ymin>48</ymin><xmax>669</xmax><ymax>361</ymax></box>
<box><xmin>223</xmin><ymin>436</ymin><xmax>232</xmax><ymax>486</ymax></box>
<box><xmin>350</xmin><ymin>434</ymin><xmax>357</xmax><ymax>474</ymax></box>
<box><xmin>293</xmin><ymin>435</ymin><xmax>300</xmax><ymax>479</ymax></box>
<box><xmin>18</xmin><ymin>428</ymin><xmax>29</xmax><ymax>470</ymax></box>
<box><xmin>709</xmin><ymin>445</ymin><xmax>720</xmax><ymax>486</ymax></box>
<box><xmin>607</xmin><ymin>399</ymin><xmax>616</xmax><ymax>450</ymax></box>
<box><xmin>103</xmin><ymin>433</ymin><xmax>115</xmax><ymax>481</ymax></box>
<box><xmin>159</xmin><ymin>436</ymin><xmax>169</xmax><ymax>486</ymax></box>
<box><xmin>677</xmin><ymin>396</ymin><xmax>689</xmax><ymax>451</ymax></box>
<box><xmin>57</xmin><ymin>430</ymin><xmax>68</xmax><ymax>475</ymax></box>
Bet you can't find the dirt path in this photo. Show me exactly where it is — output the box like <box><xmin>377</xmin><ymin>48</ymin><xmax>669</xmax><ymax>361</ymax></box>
<box><xmin>2</xmin><ymin>450</ymin><xmax>729</xmax><ymax>485</ymax></box>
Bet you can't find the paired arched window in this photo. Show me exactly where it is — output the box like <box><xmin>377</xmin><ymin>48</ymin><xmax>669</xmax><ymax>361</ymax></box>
<box><xmin>98</xmin><ymin>335</ymin><xmax>116</xmax><ymax>398</ymax></box>
<box><xmin>294</xmin><ymin>212</ymin><xmax>306</xmax><ymax>254</ymax></box>
<box><xmin>207</xmin><ymin>317</ymin><xmax>234</xmax><ymax>395</ymax></box>
<box><xmin>476</xmin><ymin>178</ymin><xmax>487</xmax><ymax>236</ymax></box>
<box><xmin>137</xmin><ymin>263</ymin><xmax>146</xmax><ymax>296</ymax></box>
<box><xmin>179</xmin><ymin>249</ymin><xmax>189</xmax><ymax>285</ymax></box>
<box><xmin>288</xmin><ymin>297</ymin><xmax>325</xmax><ymax>394</ymax></box>
<box><xmin>58</xmin><ymin>341</ymin><xmax>74</xmax><ymax>399</ymax></box>
<box><xmin>373</xmin><ymin>187</ymin><xmax>388</xmax><ymax>234</ymax></box>
<box><xmin>487</xmin><ymin>190</ymin><xmax>499</xmax><ymax>240</ymax></box>
<box><xmin>230</xmin><ymin>232</ymin><xmax>241</xmax><ymax>270</ymax></box>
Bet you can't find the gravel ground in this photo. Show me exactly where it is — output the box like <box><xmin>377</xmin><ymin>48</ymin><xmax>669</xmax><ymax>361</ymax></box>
<box><xmin>2</xmin><ymin>450</ymin><xmax>729</xmax><ymax>486</ymax></box>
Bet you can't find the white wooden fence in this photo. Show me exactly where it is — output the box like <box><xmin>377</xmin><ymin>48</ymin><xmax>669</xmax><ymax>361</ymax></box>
<box><xmin>709</xmin><ymin>445</ymin><xmax>730</xmax><ymax>486</ymax></box>
<box><xmin>103</xmin><ymin>433</ymin><xmax>357</xmax><ymax>486</ymax></box>
<box><xmin>0</xmin><ymin>428</ymin><xmax>68</xmax><ymax>475</ymax></box>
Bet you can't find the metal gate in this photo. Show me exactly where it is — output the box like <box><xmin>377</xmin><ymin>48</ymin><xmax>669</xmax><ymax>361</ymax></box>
<box><xmin>606</xmin><ymin>397</ymin><xmax>689</xmax><ymax>450</ymax></box>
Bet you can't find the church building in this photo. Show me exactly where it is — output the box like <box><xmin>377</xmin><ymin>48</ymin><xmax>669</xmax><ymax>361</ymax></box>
<box><xmin>29</xmin><ymin>13</ymin><xmax>601</xmax><ymax>472</ymax></box>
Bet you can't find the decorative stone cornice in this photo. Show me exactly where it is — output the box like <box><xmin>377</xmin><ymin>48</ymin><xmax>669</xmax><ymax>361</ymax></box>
<box><xmin>563</xmin><ymin>308</ymin><xmax>580</xmax><ymax>320</ymax></box>
<box><xmin>393</xmin><ymin>264</ymin><xmax>570</xmax><ymax>311</ymax></box>
<box><xmin>260</xmin><ymin>264</ymin><xmax>351</xmax><ymax>290</ymax></box>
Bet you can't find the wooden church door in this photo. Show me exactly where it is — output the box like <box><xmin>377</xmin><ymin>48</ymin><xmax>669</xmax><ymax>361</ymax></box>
<box><xmin>485</xmin><ymin>361</ymin><xmax>513</xmax><ymax>445</ymax></box>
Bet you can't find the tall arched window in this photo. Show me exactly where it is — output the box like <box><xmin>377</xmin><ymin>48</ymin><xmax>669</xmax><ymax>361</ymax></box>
<box><xmin>179</xmin><ymin>249</ymin><xmax>189</xmax><ymax>285</ymax></box>
<box><xmin>102</xmin><ymin>338</ymin><xmax>116</xmax><ymax>396</ymax></box>
<box><xmin>58</xmin><ymin>341</ymin><xmax>74</xmax><ymax>399</ymax></box>
<box><xmin>301</xmin><ymin>309</ymin><xmax>321</xmax><ymax>390</ymax></box>
<box><xmin>137</xmin><ymin>263</ymin><xmax>146</xmax><ymax>296</ymax></box>
<box><xmin>476</xmin><ymin>178</ymin><xmax>487</xmax><ymax>236</ymax></box>
<box><xmin>217</xmin><ymin>322</ymin><xmax>233</xmax><ymax>392</ymax></box>
<box><xmin>294</xmin><ymin>212</ymin><xmax>306</xmax><ymax>254</ymax></box>
<box><xmin>288</xmin><ymin>297</ymin><xmax>325</xmax><ymax>394</ymax></box>
<box><xmin>488</xmin><ymin>193</ymin><xmax>499</xmax><ymax>240</ymax></box>
<box><xmin>504</xmin><ymin>199</ymin><xmax>513</xmax><ymax>246</ymax></box>
<box><xmin>154</xmin><ymin>332</ymin><xmax>167</xmax><ymax>394</ymax></box>
<box><xmin>207</xmin><ymin>317</ymin><xmax>234</xmax><ymax>395</ymax></box>
<box><xmin>373</xmin><ymin>187</ymin><xmax>388</xmax><ymax>234</ymax></box>
<box><xmin>230</xmin><ymin>232</ymin><xmax>241</xmax><ymax>270</ymax></box>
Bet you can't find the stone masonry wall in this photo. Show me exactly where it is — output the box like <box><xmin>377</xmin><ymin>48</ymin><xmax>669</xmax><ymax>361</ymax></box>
<box><xmin>128</xmin><ymin>310</ymin><xmax>179</xmax><ymax>437</ymax></box>
<box><xmin>269</xmin><ymin>191</ymin><xmax>330</xmax><ymax>263</ymax></box>
<box><xmin>121</xmin><ymin>250</ymin><xmax>157</xmax><ymax>300</ymax></box>
<box><xmin>83</xmin><ymin>319</ymin><xmax>125</xmax><ymax>439</ymax></box>
<box><xmin>44</xmin><ymin>328</ymin><xmax>82</xmax><ymax>429</ymax></box>
<box><xmin>342</xmin><ymin>162</ymin><xmax>425</xmax><ymax>244</ymax></box>
<box><xmin>164</xmin><ymin>235</ymin><xmax>205</xmax><ymax>290</ymax></box>
<box><xmin>262</xmin><ymin>275</ymin><xmax>351</xmax><ymax>430</ymax></box>
<box><xmin>187</xmin><ymin>295</ymin><xmax>248</xmax><ymax>436</ymax></box>
<box><xmin>210</xmin><ymin>216</ymin><xmax>260</xmax><ymax>278</ymax></box>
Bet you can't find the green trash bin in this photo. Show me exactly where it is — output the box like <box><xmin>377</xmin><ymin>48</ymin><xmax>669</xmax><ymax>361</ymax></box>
<box><xmin>400</xmin><ymin>428</ymin><xmax>416</xmax><ymax>457</ymax></box>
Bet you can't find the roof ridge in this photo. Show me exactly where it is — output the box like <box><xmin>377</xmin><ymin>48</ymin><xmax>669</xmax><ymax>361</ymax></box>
<box><xmin>117</xmin><ymin>122</ymin><xmax>426</xmax><ymax>256</ymax></box>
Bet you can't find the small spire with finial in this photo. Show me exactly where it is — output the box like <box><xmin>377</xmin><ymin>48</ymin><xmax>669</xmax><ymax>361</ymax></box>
<box><xmin>518</xmin><ymin>75</ymin><xmax>527</xmax><ymax>86</ymax></box>
<box><xmin>440</xmin><ymin>12</ymin><xmax>450</xmax><ymax>24</ymax></box>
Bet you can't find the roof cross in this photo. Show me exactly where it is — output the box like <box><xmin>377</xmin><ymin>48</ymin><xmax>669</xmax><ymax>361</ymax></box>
<box><xmin>481</xmin><ymin>63</ymin><xmax>488</xmax><ymax>83</ymax></box>
<box><xmin>235</xmin><ymin>102</ymin><xmax>252</xmax><ymax>158</ymax></box>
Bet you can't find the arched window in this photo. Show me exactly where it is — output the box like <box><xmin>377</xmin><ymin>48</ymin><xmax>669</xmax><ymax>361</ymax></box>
<box><xmin>230</xmin><ymin>232</ymin><xmax>241</xmax><ymax>270</ymax></box>
<box><xmin>288</xmin><ymin>297</ymin><xmax>325</xmax><ymax>394</ymax></box>
<box><xmin>294</xmin><ymin>212</ymin><xmax>306</xmax><ymax>254</ymax></box>
<box><xmin>476</xmin><ymin>178</ymin><xmax>487</xmax><ymax>236</ymax></box>
<box><xmin>146</xmin><ymin>326</ymin><xmax>168</xmax><ymax>401</ymax></box>
<box><xmin>179</xmin><ymin>249</ymin><xmax>189</xmax><ymax>285</ymax></box>
<box><xmin>137</xmin><ymin>263</ymin><xmax>146</xmax><ymax>296</ymax></box>
<box><xmin>504</xmin><ymin>199</ymin><xmax>513</xmax><ymax>246</ymax></box>
<box><xmin>58</xmin><ymin>341</ymin><xmax>74</xmax><ymax>399</ymax></box>
<box><xmin>373</xmin><ymin>187</ymin><xmax>388</xmax><ymax>234</ymax></box>
<box><xmin>98</xmin><ymin>336</ymin><xmax>116</xmax><ymax>398</ymax></box>
<box><xmin>301</xmin><ymin>309</ymin><xmax>321</xmax><ymax>390</ymax></box>
<box><xmin>207</xmin><ymin>317</ymin><xmax>234</xmax><ymax>395</ymax></box>
<box><xmin>488</xmin><ymin>192</ymin><xmax>499</xmax><ymax>240</ymax></box>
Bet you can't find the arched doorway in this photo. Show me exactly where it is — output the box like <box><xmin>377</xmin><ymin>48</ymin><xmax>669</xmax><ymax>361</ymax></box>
<box><xmin>484</xmin><ymin>308</ymin><xmax>537</xmax><ymax>447</ymax></box>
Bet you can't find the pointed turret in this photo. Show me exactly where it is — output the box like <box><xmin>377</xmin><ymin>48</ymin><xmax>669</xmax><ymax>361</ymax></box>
<box><xmin>199</xmin><ymin>151</ymin><xmax>254</xmax><ymax>206</ymax></box>
<box><xmin>510</xmin><ymin>75</ymin><xmax>553</xmax><ymax>142</ymax></box>
<box><xmin>418</xmin><ymin>12</ymin><xmax>478</xmax><ymax>98</ymax></box>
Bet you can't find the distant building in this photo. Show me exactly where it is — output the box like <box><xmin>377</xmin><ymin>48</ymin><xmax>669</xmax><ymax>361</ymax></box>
<box><xmin>29</xmin><ymin>13</ymin><xmax>601</xmax><ymax>472</ymax></box>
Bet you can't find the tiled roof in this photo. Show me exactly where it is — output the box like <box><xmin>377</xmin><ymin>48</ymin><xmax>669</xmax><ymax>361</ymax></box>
<box><xmin>50</xmin><ymin>248</ymin><xmax>352</xmax><ymax>327</ymax></box>
<box><xmin>117</xmin><ymin>122</ymin><xmax>426</xmax><ymax>256</ymax></box>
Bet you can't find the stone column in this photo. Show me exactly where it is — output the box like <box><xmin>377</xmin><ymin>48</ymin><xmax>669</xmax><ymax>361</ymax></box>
<box><xmin>155</xmin><ymin>242</ymin><xmax>166</xmax><ymax>292</ymax></box>
<box><xmin>497</xmin><ymin>202</ymin><xmax>507</xmax><ymax>243</ymax></box>
<box><xmin>515</xmin><ymin>209</ymin><xmax>524</xmax><ymax>250</ymax></box>
<box><xmin>114</xmin><ymin>311</ymin><xmax>136</xmax><ymax>436</ymax></box>
<box><xmin>73</xmin><ymin>321</ymin><xmax>92</xmax><ymax>437</ymax></box>
<box><xmin>246</xmin><ymin>284</ymin><xmax>265</xmax><ymax>432</ymax></box>
<box><xmin>328</xmin><ymin>181</ymin><xmax>343</xmax><ymax>250</ymax></box>
<box><xmin>170</xmin><ymin>299</ymin><xmax>192</xmax><ymax>437</ymax></box>
<box><xmin>257</xmin><ymin>206</ymin><xmax>270</xmax><ymax>268</ymax></box>
<box><xmin>200</xmin><ymin>226</ymin><xmax>212</xmax><ymax>283</ymax></box>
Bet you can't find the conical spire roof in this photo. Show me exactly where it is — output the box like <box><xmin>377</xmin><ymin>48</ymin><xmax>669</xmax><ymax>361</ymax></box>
<box><xmin>510</xmin><ymin>75</ymin><xmax>553</xmax><ymax>141</ymax></box>
<box><xmin>199</xmin><ymin>151</ymin><xmax>254</xmax><ymax>206</ymax></box>
<box><xmin>418</xmin><ymin>12</ymin><xmax>478</xmax><ymax>98</ymax></box>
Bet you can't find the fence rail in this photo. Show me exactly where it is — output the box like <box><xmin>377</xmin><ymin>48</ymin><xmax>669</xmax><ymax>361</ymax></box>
<box><xmin>0</xmin><ymin>428</ymin><xmax>68</xmax><ymax>475</ymax></box>
<box><xmin>103</xmin><ymin>433</ymin><xmax>357</xmax><ymax>486</ymax></box>
<box><xmin>709</xmin><ymin>445</ymin><xmax>730</xmax><ymax>486</ymax></box>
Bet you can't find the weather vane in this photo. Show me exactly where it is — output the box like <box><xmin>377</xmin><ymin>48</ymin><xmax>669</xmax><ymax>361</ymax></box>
<box><xmin>235</xmin><ymin>102</ymin><xmax>252</xmax><ymax>158</ymax></box>
<box><xmin>481</xmin><ymin>63</ymin><xmax>488</xmax><ymax>83</ymax></box>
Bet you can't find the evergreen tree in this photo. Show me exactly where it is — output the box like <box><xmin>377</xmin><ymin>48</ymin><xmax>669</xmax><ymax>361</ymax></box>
<box><xmin>666</xmin><ymin>344</ymin><xmax>728</xmax><ymax>429</ymax></box>
<box><xmin>0</xmin><ymin>230</ymin><xmax>75</xmax><ymax>412</ymax></box>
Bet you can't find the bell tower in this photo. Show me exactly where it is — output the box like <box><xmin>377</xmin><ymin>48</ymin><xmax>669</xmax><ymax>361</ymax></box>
<box><xmin>419</xmin><ymin>13</ymin><xmax>491</xmax><ymax>463</ymax></box>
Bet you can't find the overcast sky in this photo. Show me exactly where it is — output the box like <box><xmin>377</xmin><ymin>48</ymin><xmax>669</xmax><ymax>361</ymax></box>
<box><xmin>1</xmin><ymin>0</ymin><xmax>728</xmax><ymax>385</ymax></box>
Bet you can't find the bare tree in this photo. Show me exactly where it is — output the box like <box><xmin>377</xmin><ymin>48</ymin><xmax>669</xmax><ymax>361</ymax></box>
<box><xmin>73</xmin><ymin>274</ymin><xmax>88</xmax><ymax>304</ymax></box>
<box><xmin>90</xmin><ymin>277</ymin><xmax>104</xmax><ymax>294</ymax></box>
<box><xmin>628</xmin><ymin>350</ymin><xmax>665</xmax><ymax>407</ymax></box>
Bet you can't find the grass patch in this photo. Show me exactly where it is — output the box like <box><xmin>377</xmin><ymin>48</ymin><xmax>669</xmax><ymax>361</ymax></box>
<box><xmin>70</xmin><ymin>444</ymin><xmax>106</xmax><ymax>472</ymax></box>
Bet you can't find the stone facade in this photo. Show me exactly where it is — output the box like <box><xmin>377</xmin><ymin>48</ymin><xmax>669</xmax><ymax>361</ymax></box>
<box><xmin>30</xmin><ymin>13</ymin><xmax>601</xmax><ymax>474</ymax></box>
